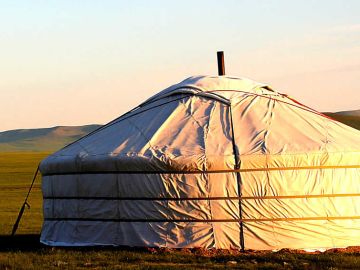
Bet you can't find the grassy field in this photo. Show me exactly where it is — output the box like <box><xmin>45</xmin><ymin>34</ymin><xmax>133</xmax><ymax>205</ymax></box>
<box><xmin>1</xmin><ymin>240</ymin><xmax>360</xmax><ymax>269</ymax></box>
<box><xmin>1</xmin><ymin>152</ymin><xmax>360</xmax><ymax>269</ymax></box>
<box><xmin>0</xmin><ymin>152</ymin><xmax>49</xmax><ymax>235</ymax></box>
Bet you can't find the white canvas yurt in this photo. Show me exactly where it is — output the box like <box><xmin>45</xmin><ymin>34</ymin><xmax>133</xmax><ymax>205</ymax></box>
<box><xmin>39</xmin><ymin>75</ymin><xmax>360</xmax><ymax>250</ymax></box>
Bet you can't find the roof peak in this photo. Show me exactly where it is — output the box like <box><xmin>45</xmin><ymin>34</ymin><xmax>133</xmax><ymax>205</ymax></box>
<box><xmin>177</xmin><ymin>75</ymin><xmax>268</xmax><ymax>92</ymax></box>
<box><xmin>142</xmin><ymin>75</ymin><xmax>277</xmax><ymax>106</ymax></box>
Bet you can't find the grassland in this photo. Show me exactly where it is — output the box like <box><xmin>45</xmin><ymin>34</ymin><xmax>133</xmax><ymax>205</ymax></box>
<box><xmin>2</xmin><ymin>152</ymin><xmax>360</xmax><ymax>269</ymax></box>
<box><xmin>1</xmin><ymin>242</ymin><xmax>360</xmax><ymax>269</ymax></box>
<box><xmin>0</xmin><ymin>152</ymin><xmax>48</xmax><ymax>235</ymax></box>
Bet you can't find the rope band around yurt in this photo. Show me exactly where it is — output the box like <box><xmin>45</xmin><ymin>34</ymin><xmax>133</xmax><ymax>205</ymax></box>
<box><xmin>41</xmin><ymin>164</ymin><xmax>360</xmax><ymax>176</ymax></box>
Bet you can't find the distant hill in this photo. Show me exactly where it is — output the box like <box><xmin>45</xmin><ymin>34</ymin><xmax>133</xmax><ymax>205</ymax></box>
<box><xmin>0</xmin><ymin>109</ymin><xmax>359</xmax><ymax>152</ymax></box>
<box><xmin>324</xmin><ymin>109</ymin><xmax>360</xmax><ymax>131</ymax></box>
<box><xmin>334</xmin><ymin>109</ymin><xmax>360</xmax><ymax>117</ymax></box>
<box><xmin>0</xmin><ymin>125</ymin><xmax>101</xmax><ymax>152</ymax></box>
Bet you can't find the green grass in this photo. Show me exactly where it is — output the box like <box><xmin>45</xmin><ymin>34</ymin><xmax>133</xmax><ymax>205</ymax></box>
<box><xmin>0</xmin><ymin>152</ymin><xmax>49</xmax><ymax>235</ymax></box>
<box><xmin>2</xmin><ymin>142</ymin><xmax>360</xmax><ymax>268</ymax></box>
<box><xmin>1</xmin><ymin>241</ymin><xmax>360</xmax><ymax>269</ymax></box>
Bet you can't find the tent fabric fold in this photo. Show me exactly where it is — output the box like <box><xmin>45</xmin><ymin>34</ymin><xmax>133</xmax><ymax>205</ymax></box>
<box><xmin>39</xmin><ymin>75</ymin><xmax>360</xmax><ymax>250</ymax></box>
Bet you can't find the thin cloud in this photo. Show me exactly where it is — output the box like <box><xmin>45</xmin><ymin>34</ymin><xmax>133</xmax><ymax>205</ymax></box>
<box><xmin>330</xmin><ymin>24</ymin><xmax>360</xmax><ymax>33</ymax></box>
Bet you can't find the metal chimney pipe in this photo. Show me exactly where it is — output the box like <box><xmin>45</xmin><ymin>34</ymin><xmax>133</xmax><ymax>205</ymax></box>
<box><xmin>217</xmin><ymin>51</ymin><xmax>225</xmax><ymax>76</ymax></box>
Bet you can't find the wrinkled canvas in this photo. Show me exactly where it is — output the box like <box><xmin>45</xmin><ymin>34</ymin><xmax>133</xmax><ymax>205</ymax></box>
<box><xmin>40</xmin><ymin>76</ymin><xmax>360</xmax><ymax>250</ymax></box>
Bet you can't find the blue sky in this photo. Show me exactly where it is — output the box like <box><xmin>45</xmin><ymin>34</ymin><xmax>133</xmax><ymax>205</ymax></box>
<box><xmin>0</xmin><ymin>1</ymin><xmax>359</xmax><ymax>130</ymax></box>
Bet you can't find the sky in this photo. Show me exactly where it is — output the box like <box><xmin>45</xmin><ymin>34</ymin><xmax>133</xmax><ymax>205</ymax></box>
<box><xmin>0</xmin><ymin>0</ymin><xmax>359</xmax><ymax>131</ymax></box>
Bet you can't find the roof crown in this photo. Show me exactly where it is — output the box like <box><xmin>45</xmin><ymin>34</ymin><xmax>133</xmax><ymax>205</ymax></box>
<box><xmin>142</xmin><ymin>75</ymin><xmax>282</xmax><ymax>106</ymax></box>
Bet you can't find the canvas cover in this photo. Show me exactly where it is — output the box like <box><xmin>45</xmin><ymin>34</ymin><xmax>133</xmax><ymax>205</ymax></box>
<box><xmin>40</xmin><ymin>75</ymin><xmax>360</xmax><ymax>250</ymax></box>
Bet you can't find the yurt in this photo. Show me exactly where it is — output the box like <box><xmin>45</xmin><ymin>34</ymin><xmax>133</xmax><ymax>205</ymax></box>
<box><xmin>39</xmin><ymin>75</ymin><xmax>360</xmax><ymax>250</ymax></box>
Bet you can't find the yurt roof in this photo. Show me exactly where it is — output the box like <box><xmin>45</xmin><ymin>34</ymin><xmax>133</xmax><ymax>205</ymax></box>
<box><xmin>143</xmin><ymin>75</ymin><xmax>281</xmax><ymax>105</ymax></box>
<box><xmin>39</xmin><ymin>74</ymin><xmax>360</xmax><ymax>176</ymax></box>
<box><xmin>139</xmin><ymin>75</ymin><xmax>325</xmax><ymax>118</ymax></box>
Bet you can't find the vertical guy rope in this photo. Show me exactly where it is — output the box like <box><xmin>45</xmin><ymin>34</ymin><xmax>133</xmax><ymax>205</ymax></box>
<box><xmin>229</xmin><ymin>104</ymin><xmax>245</xmax><ymax>251</ymax></box>
<box><xmin>11</xmin><ymin>165</ymin><xmax>40</xmax><ymax>236</ymax></box>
